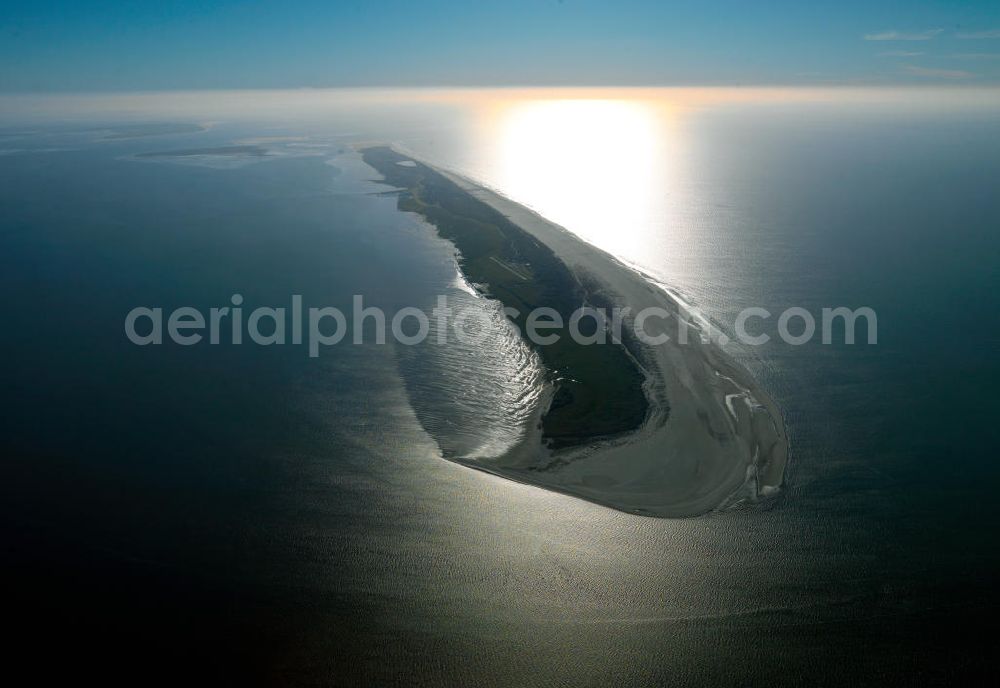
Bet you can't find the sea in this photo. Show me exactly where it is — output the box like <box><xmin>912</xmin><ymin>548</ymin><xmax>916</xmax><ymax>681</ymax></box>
<box><xmin>1</xmin><ymin>88</ymin><xmax>998</xmax><ymax>685</ymax></box>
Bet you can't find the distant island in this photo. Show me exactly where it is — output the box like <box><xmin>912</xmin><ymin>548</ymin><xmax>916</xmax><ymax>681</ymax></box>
<box><xmin>362</xmin><ymin>145</ymin><xmax>787</xmax><ymax>517</ymax></box>
<box><xmin>100</xmin><ymin>122</ymin><xmax>207</xmax><ymax>140</ymax></box>
<box><xmin>138</xmin><ymin>144</ymin><xmax>267</xmax><ymax>158</ymax></box>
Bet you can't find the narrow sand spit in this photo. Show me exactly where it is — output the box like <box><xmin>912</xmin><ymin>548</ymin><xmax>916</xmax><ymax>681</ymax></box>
<box><xmin>401</xmin><ymin>156</ymin><xmax>788</xmax><ymax>517</ymax></box>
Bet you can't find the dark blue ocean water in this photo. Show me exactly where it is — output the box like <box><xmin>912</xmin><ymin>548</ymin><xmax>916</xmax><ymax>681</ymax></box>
<box><xmin>1</xmin><ymin>94</ymin><xmax>999</xmax><ymax>685</ymax></box>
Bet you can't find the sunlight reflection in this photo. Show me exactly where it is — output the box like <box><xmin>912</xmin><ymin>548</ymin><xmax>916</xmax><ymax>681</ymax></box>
<box><xmin>485</xmin><ymin>97</ymin><xmax>673</xmax><ymax>258</ymax></box>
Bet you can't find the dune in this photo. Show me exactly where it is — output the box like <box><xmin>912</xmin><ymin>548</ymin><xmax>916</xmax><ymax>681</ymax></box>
<box><xmin>369</xmin><ymin>146</ymin><xmax>788</xmax><ymax>517</ymax></box>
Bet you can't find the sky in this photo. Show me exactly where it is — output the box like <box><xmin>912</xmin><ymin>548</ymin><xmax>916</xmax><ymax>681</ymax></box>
<box><xmin>2</xmin><ymin>1</ymin><xmax>1000</xmax><ymax>91</ymax></box>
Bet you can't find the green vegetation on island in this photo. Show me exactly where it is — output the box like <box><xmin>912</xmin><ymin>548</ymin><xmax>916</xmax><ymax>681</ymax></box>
<box><xmin>362</xmin><ymin>146</ymin><xmax>649</xmax><ymax>450</ymax></box>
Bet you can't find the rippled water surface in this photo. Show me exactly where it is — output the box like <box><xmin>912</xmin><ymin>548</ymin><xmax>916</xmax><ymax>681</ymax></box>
<box><xmin>2</xmin><ymin>89</ymin><xmax>999</xmax><ymax>685</ymax></box>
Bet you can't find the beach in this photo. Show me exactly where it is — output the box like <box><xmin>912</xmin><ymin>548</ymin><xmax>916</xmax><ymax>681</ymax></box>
<box><xmin>370</xmin><ymin>147</ymin><xmax>788</xmax><ymax>517</ymax></box>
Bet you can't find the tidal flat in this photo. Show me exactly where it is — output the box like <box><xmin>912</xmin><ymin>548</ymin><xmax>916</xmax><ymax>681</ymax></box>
<box><xmin>363</xmin><ymin>145</ymin><xmax>787</xmax><ymax>517</ymax></box>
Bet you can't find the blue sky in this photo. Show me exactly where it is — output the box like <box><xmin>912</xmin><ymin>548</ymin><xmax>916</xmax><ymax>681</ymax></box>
<box><xmin>2</xmin><ymin>1</ymin><xmax>1000</xmax><ymax>91</ymax></box>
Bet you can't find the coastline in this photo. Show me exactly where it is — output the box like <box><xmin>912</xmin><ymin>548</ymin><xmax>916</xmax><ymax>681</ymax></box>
<box><xmin>368</xmin><ymin>145</ymin><xmax>788</xmax><ymax>517</ymax></box>
<box><xmin>362</xmin><ymin>145</ymin><xmax>649</xmax><ymax>448</ymax></box>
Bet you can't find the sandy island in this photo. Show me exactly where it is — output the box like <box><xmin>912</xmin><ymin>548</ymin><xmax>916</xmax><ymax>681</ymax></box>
<box><xmin>365</xmin><ymin>146</ymin><xmax>788</xmax><ymax>518</ymax></box>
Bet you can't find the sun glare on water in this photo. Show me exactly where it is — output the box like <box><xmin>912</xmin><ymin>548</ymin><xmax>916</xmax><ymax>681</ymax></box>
<box><xmin>482</xmin><ymin>96</ymin><xmax>674</xmax><ymax>258</ymax></box>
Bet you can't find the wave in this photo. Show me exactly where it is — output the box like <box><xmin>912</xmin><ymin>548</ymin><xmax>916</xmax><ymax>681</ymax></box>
<box><xmin>395</xmin><ymin>288</ymin><xmax>547</xmax><ymax>460</ymax></box>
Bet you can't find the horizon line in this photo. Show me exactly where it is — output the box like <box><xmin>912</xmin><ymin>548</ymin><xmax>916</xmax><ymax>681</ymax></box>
<box><xmin>4</xmin><ymin>83</ymin><xmax>1000</xmax><ymax>97</ymax></box>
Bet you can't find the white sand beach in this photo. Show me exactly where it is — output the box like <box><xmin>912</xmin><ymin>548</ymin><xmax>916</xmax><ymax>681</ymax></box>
<box><xmin>433</xmin><ymin>165</ymin><xmax>789</xmax><ymax>517</ymax></box>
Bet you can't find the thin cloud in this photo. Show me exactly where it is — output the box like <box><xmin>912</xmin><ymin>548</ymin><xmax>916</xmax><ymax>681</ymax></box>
<box><xmin>948</xmin><ymin>53</ymin><xmax>1000</xmax><ymax>60</ymax></box>
<box><xmin>864</xmin><ymin>29</ymin><xmax>943</xmax><ymax>41</ymax></box>
<box><xmin>903</xmin><ymin>64</ymin><xmax>974</xmax><ymax>79</ymax></box>
<box><xmin>956</xmin><ymin>30</ymin><xmax>1000</xmax><ymax>40</ymax></box>
<box><xmin>878</xmin><ymin>51</ymin><xmax>923</xmax><ymax>57</ymax></box>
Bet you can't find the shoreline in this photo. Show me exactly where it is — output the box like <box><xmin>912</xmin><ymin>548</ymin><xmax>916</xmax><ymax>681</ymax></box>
<box><xmin>369</xmin><ymin>145</ymin><xmax>788</xmax><ymax>517</ymax></box>
<box><xmin>362</xmin><ymin>145</ymin><xmax>649</xmax><ymax>448</ymax></box>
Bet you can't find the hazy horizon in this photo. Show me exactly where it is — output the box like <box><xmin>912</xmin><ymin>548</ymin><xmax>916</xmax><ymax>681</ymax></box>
<box><xmin>4</xmin><ymin>84</ymin><xmax>1000</xmax><ymax>125</ymax></box>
